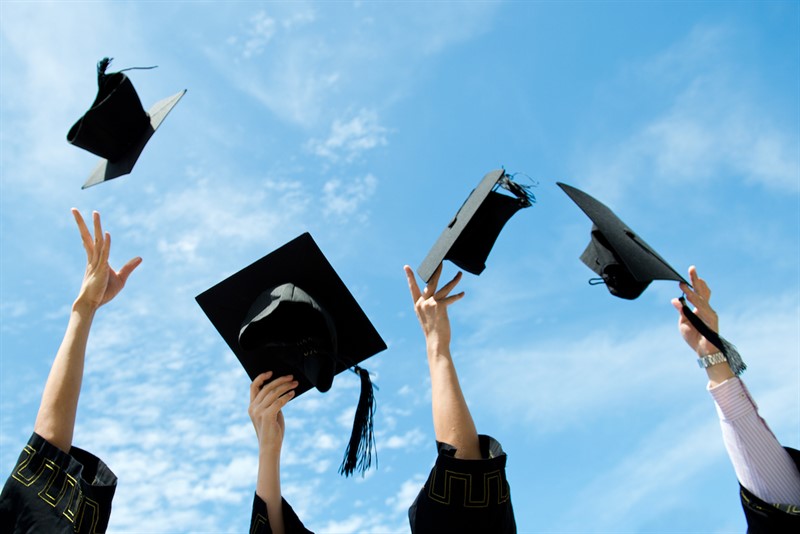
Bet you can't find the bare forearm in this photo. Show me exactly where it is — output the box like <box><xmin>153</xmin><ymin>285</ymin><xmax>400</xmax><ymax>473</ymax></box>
<box><xmin>256</xmin><ymin>450</ymin><xmax>285</xmax><ymax>534</ymax></box>
<box><xmin>34</xmin><ymin>300</ymin><xmax>96</xmax><ymax>452</ymax></box>
<box><xmin>427</xmin><ymin>343</ymin><xmax>480</xmax><ymax>459</ymax></box>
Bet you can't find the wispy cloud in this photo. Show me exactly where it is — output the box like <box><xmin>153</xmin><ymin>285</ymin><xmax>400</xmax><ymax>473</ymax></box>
<box><xmin>321</xmin><ymin>173</ymin><xmax>378</xmax><ymax>222</ymax></box>
<box><xmin>307</xmin><ymin>109</ymin><xmax>389</xmax><ymax>163</ymax></box>
<box><xmin>461</xmin><ymin>292</ymin><xmax>799</xmax><ymax>435</ymax></box>
<box><xmin>581</xmin><ymin>24</ymin><xmax>800</xmax><ymax>200</ymax></box>
<box><xmin>558</xmin><ymin>405</ymin><xmax>732</xmax><ymax>532</ymax></box>
<box><xmin>208</xmin><ymin>3</ymin><xmax>498</xmax><ymax>128</ymax></box>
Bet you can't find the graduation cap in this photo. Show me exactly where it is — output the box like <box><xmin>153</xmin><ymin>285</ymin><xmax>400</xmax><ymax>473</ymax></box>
<box><xmin>67</xmin><ymin>57</ymin><xmax>186</xmax><ymax>189</ymax></box>
<box><xmin>417</xmin><ymin>169</ymin><xmax>535</xmax><ymax>282</ymax></box>
<box><xmin>558</xmin><ymin>181</ymin><xmax>745</xmax><ymax>374</ymax></box>
<box><xmin>196</xmin><ymin>232</ymin><xmax>387</xmax><ymax>476</ymax></box>
<box><xmin>557</xmin><ymin>182</ymin><xmax>687</xmax><ymax>299</ymax></box>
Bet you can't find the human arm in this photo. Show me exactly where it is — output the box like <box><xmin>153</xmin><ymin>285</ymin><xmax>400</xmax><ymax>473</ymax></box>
<box><xmin>671</xmin><ymin>266</ymin><xmax>800</xmax><ymax>506</ymax></box>
<box><xmin>403</xmin><ymin>264</ymin><xmax>480</xmax><ymax>460</ymax></box>
<box><xmin>33</xmin><ymin>209</ymin><xmax>141</xmax><ymax>453</ymax></box>
<box><xmin>249</xmin><ymin>372</ymin><xmax>298</xmax><ymax>534</ymax></box>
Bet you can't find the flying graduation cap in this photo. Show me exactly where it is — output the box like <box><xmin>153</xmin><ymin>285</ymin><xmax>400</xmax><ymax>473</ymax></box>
<box><xmin>417</xmin><ymin>169</ymin><xmax>535</xmax><ymax>282</ymax></box>
<box><xmin>196</xmin><ymin>233</ymin><xmax>387</xmax><ymax>476</ymax></box>
<box><xmin>557</xmin><ymin>181</ymin><xmax>687</xmax><ymax>299</ymax></box>
<box><xmin>558</xmin><ymin>181</ymin><xmax>745</xmax><ymax>375</ymax></box>
<box><xmin>67</xmin><ymin>57</ymin><xmax>186</xmax><ymax>189</ymax></box>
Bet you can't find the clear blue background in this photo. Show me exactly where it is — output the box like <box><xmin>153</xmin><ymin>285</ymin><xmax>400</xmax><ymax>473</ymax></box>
<box><xmin>1</xmin><ymin>1</ymin><xmax>798</xmax><ymax>532</ymax></box>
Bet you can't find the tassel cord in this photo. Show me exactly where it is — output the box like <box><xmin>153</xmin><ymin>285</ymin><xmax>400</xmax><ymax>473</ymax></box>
<box><xmin>679</xmin><ymin>296</ymin><xmax>746</xmax><ymax>376</ymax></box>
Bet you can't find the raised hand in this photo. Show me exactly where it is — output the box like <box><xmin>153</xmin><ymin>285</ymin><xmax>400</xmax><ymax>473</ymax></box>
<box><xmin>72</xmin><ymin>209</ymin><xmax>141</xmax><ymax>312</ymax></box>
<box><xmin>671</xmin><ymin>265</ymin><xmax>720</xmax><ymax>357</ymax></box>
<box><xmin>404</xmin><ymin>263</ymin><xmax>464</xmax><ymax>350</ymax></box>
<box><xmin>248</xmin><ymin>372</ymin><xmax>298</xmax><ymax>455</ymax></box>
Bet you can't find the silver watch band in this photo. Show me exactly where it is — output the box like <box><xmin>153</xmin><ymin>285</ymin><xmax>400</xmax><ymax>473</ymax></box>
<box><xmin>697</xmin><ymin>351</ymin><xmax>727</xmax><ymax>369</ymax></box>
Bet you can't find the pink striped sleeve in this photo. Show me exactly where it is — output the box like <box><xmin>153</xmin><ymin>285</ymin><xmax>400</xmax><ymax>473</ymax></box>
<box><xmin>709</xmin><ymin>377</ymin><xmax>800</xmax><ymax>506</ymax></box>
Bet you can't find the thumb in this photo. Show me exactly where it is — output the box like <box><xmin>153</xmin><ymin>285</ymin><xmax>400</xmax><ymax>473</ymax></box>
<box><xmin>118</xmin><ymin>257</ymin><xmax>143</xmax><ymax>284</ymax></box>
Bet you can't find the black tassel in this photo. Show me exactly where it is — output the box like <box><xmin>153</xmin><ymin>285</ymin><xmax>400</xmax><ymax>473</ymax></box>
<box><xmin>680</xmin><ymin>297</ymin><xmax>746</xmax><ymax>376</ymax></box>
<box><xmin>339</xmin><ymin>366</ymin><xmax>377</xmax><ymax>477</ymax></box>
<box><xmin>97</xmin><ymin>57</ymin><xmax>113</xmax><ymax>84</ymax></box>
<box><xmin>497</xmin><ymin>171</ymin><xmax>536</xmax><ymax>207</ymax></box>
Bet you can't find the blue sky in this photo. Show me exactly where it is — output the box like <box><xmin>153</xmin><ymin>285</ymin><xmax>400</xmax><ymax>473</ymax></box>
<box><xmin>1</xmin><ymin>1</ymin><xmax>798</xmax><ymax>532</ymax></box>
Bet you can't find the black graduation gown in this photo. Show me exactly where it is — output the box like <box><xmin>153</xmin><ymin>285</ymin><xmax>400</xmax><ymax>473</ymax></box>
<box><xmin>408</xmin><ymin>434</ymin><xmax>516</xmax><ymax>534</ymax></box>
<box><xmin>740</xmin><ymin>447</ymin><xmax>800</xmax><ymax>533</ymax></box>
<box><xmin>250</xmin><ymin>493</ymin><xmax>313</xmax><ymax>534</ymax></box>
<box><xmin>0</xmin><ymin>433</ymin><xmax>117</xmax><ymax>533</ymax></box>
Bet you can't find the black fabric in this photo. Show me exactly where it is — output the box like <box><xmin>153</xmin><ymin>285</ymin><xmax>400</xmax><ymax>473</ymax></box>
<box><xmin>196</xmin><ymin>232</ymin><xmax>386</xmax><ymax>398</ymax></box>
<box><xmin>445</xmin><ymin>190</ymin><xmax>528</xmax><ymax>276</ymax></box>
<box><xmin>408</xmin><ymin>435</ymin><xmax>516</xmax><ymax>534</ymax></box>
<box><xmin>67</xmin><ymin>71</ymin><xmax>150</xmax><ymax>162</ymax></box>
<box><xmin>239</xmin><ymin>283</ymin><xmax>337</xmax><ymax>393</ymax></box>
<box><xmin>580</xmin><ymin>225</ymin><xmax>650</xmax><ymax>299</ymax></box>
<box><xmin>250</xmin><ymin>493</ymin><xmax>314</xmax><ymax>534</ymax></box>
<box><xmin>557</xmin><ymin>182</ymin><xmax>687</xmax><ymax>300</ymax></box>
<box><xmin>0</xmin><ymin>433</ymin><xmax>117</xmax><ymax>533</ymax></box>
<box><xmin>417</xmin><ymin>169</ymin><xmax>534</xmax><ymax>283</ymax></box>
<box><xmin>740</xmin><ymin>447</ymin><xmax>800</xmax><ymax>533</ymax></box>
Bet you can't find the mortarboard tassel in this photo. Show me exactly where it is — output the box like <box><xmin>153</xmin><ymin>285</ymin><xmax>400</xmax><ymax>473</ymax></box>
<box><xmin>679</xmin><ymin>297</ymin><xmax>746</xmax><ymax>376</ymax></box>
<box><xmin>497</xmin><ymin>171</ymin><xmax>536</xmax><ymax>207</ymax></box>
<box><xmin>97</xmin><ymin>57</ymin><xmax>112</xmax><ymax>77</ymax></box>
<box><xmin>339</xmin><ymin>366</ymin><xmax>377</xmax><ymax>477</ymax></box>
<box><xmin>96</xmin><ymin>56</ymin><xmax>157</xmax><ymax>86</ymax></box>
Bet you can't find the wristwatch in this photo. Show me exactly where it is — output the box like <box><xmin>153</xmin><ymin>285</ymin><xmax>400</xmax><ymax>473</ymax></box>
<box><xmin>697</xmin><ymin>351</ymin><xmax>727</xmax><ymax>369</ymax></box>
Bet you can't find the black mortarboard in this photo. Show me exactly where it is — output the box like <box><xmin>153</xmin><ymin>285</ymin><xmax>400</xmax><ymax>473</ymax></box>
<box><xmin>196</xmin><ymin>232</ymin><xmax>387</xmax><ymax>476</ymax></box>
<box><xmin>559</xmin><ymin>181</ymin><xmax>746</xmax><ymax>374</ymax></box>
<box><xmin>67</xmin><ymin>57</ymin><xmax>185</xmax><ymax>189</ymax></box>
<box><xmin>557</xmin><ymin>182</ymin><xmax>687</xmax><ymax>299</ymax></box>
<box><xmin>418</xmin><ymin>169</ymin><xmax>535</xmax><ymax>282</ymax></box>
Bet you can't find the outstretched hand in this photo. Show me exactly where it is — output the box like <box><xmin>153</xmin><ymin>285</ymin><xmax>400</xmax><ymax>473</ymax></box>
<box><xmin>72</xmin><ymin>209</ymin><xmax>141</xmax><ymax>312</ymax></box>
<box><xmin>249</xmin><ymin>372</ymin><xmax>298</xmax><ymax>455</ymax></box>
<box><xmin>671</xmin><ymin>265</ymin><xmax>719</xmax><ymax>357</ymax></box>
<box><xmin>404</xmin><ymin>263</ymin><xmax>464</xmax><ymax>349</ymax></box>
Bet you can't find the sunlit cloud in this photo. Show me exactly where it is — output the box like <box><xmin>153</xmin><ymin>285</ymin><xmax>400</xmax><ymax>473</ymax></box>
<box><xmin>322</xmin><ymin>173</ymin><xmax>378</xmax><ymax>222</ymax></box>
<box><xmin>581</xmin><ymin>25</ymin><xmax>800</xmax><ymax>201</ymax></box>
<box><xmin>307</xmin><ymin>109</ymin><xmax>389</xmax><ymax>162</ymax></box>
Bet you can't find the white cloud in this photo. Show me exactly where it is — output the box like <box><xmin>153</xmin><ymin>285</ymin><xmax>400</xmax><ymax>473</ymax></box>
<box><xmin>582</xmin><ymin>25</ymin><xmax>800</xmax><ymax>199</ymax></box>
<box><xmin>382</xmin><ymin>428</ymin><xmax>426</xmax><ymax>450</ymax></box>
<box><xmin>385</xmin><ymin>474</ymin><xmax>427</xmax><ymax>515</ymax></box>
<box><xmin>322</xmin><ymin>173</ymin><xmax>378</xmax><ymax>222</ymax></box>
<box><xmin>242</xmin><ymin>11</ymin><xmax>278</xmax><ymax>58</ymax></box>
<box><xmin>208</xmin><ymin>3</ymin><xmax>498</xmax><ymax>127</ymax></box>
<box><xmin>307</xmin><ymin>109</ymin><xmax>389</xmax><ymax>162</ymax></box>
<box><xmin>558</xmin><ymin>406</ymin><xmax>733</xmax><ymax>532</ymax></box>
<box><xmin>463</xmin><ymin>293</ymin><xmax>800</xmax><ymax>436</ymax></box>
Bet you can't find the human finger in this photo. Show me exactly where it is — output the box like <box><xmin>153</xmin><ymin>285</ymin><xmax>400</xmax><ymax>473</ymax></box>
<box><xmin>250</xmin><ymin>371</ymin><xmax>274</xmax><ymax>402</ymax></box>
<box><xmin>423</xmin><ymin>263</ymin><xmax>443</xmax><ymax>297</ymax></box>
<box><xmin>404</xmin><ymin>265</ymin><xmax>422</xmax><ymax>303</ymax></box>
<box><xmin>118</xmin><ymin>257</ymin><xmax>143</xmax><ymax>285</ymax></box>
<box><xmin>72</xmin><ymin>208</ymin><xmax>93</xmax><ymax>261</ymax></box>
<box><xmin>438</xmin><ymin>291</ymin><xmax>465</xmax><ymax>306</ymax></box>
<box><xmin>434</xmin><ymin>271</ymin><xmax>462</xmax><ymax>300</ymax></box>
<box><xmin>687</xmin><ymin>266</ymin><xmax>711</xmax><ymax>299</ymax></box>
<box><xmin>255</xmin><ymin>374</ymin><xmax>297</xmax><ymax>407</ymax></box>
<box><xmin>671</xmin><ymin>297</ymin><xmax>686</xmax><ymax>316</ymax></box>
<box><xmin>256</xmin><ymin>380</ymin><xmax>298</xmax><ymax>414</ymax></box>
<box><xmin>92</xmin><ymin>211</ymin><xmax>103</xmax><ymax>265</ymax></box>
<box><xmin>100</xmin><ymin>232</ymin><xmax>111</xmax><ymax>266</ymax></box>
<box><xmin>681</xmin><ymin>286</ymin><xmax>705</xmax><ymax>311</ymax></box>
